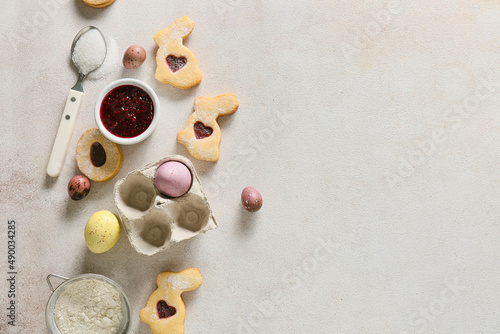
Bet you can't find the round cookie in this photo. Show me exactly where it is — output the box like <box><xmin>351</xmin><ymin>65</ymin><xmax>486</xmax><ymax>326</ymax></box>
<box><xmin>82</xmin><ymin>0</ymin><xmax>115</xmax><ymax>8</ymax></box>
<box><xmin>76</xmin><ymin>128</ymin><xmax>123</xmax><ymax>182</ymax></box>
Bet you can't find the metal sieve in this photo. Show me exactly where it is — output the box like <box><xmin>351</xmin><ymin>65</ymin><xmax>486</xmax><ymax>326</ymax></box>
<box><xmin>45</xmin><ymin>273</ymin><xmax>130</xmax><ymax>334</ymax></box>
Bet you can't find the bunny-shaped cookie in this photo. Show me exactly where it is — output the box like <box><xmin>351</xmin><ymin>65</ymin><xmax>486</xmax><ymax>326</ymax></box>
<box><xmin>154</xmin><ymin>16</ymin><xmax>202</xmax><ymax>89</ymax></box>
<box><xmin>140</xmin><ymin>268</ymin><xmax>202</xmax><ymax>334</ymax></box>
<box><xmin>177</xmin><ymin>93</ymin><xmax>239</xmax><ymax>161</ymax></box>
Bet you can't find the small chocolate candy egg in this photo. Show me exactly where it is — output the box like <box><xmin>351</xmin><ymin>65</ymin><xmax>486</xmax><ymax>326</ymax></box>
<box><xmin>241</xmin><ymin>187</ymin><xmax>263</xmax><ymax>212</ymax></box>
<box><xmin>123</xmin><ymin>45</ymin><xmax>146</xmax><ymax>69</ymax></box>
<box><xmin>68</xmin><ymin>175</ymin><xmax>91</xmax><ymax>200</ymax></box>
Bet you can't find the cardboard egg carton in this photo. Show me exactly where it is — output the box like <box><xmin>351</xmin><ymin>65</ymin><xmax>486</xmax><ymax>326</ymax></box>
<box><xmin>114</xmin><ymin>155</ymin><xmax>217</xmax><ymax>255</ymax></box>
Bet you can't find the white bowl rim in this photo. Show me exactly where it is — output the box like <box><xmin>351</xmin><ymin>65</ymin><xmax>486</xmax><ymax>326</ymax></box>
<box><xmin>95</xmin><ymin>78</ymin><xmax>160</xmax><ymax>145</ymax></box>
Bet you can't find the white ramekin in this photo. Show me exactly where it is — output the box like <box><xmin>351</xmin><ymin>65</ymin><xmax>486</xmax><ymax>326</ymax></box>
<box><xmin>95</xmin><ymin>78</ymin><xmax>160</xmax><ymax>145</ymax></box>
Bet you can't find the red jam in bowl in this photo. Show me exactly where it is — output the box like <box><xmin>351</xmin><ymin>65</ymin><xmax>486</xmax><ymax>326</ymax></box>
<box><xmin>100</xmin><ymin>85</ymin><xmax>154</xmax><ymax>138</ymax></box>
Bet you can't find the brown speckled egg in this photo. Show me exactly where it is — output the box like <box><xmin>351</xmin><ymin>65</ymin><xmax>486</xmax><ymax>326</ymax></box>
<box><xmin>241</xmin><ymin>187</ymin><xmax>263</xmax><ymax>212</ymax></box>
<box><xmin>68</xmin><ymin>175</ymin><xmax>91</xmax><ymax>201</ymax></box>
<box><xmin>123</xmin><ymin>45</ymin><xmax>146</xmax><ymax>69</ymax></box>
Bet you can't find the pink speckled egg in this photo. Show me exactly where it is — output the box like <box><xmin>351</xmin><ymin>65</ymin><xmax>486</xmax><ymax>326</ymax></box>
<box><xmin>241</xmin><ymin>187</ymin><xmax>263</xmax><ymax>212</ymax></box>
<box><xmin>154</xmin><ymin>161</ymin><xmax>192</xmax><ymax>198</ymax></box>
<box><xmin>122</xmin><ymin>45</ymin><xmax>146</xmax><ymax>69</ymax></box>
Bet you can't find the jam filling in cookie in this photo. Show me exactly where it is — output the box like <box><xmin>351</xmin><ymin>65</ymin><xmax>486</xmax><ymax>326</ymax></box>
<box><xmin>166</xmin><ymin>55</ymin><xmax>187</xmax><ymax>72</ymax></box>
<box><xmin>157</xmin><ymin>300</ymin><xmax>176</xmax><ymax>319</ymax></box>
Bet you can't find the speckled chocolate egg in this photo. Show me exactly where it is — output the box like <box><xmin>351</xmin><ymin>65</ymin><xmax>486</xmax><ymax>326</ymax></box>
<box><xmin>123</xmin><ymin>45</ymin><xmax>146</xmax><ymax>69</ymax></box>
<box><xmin>241</xmin><ymin>187</ymin><xmax>263</xmax><ymax>212</ymax></box>
<box><xmin>68</xmin><ymin>175</ymin><xmax>91</xmax><ymax>200</ymax></box>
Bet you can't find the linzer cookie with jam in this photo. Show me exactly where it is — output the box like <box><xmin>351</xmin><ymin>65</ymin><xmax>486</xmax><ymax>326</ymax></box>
<box><xmin>140</xmin><ymin>268</ymin><xmax>202</xmax><ymax>334</ymax></box>
<box><xmin>177</xmin><ymin>94</ymin><xmax>238</xmax><ymax>161</ymax></box>
<box><xmin>154</xmin><ymin>16</ymin><xmax>202</xmax><ymax>89</ymax></box>
<box><xmin>76</xmin><ymin>128</ymin><xmax>123</xmax><ymax>182</ymax></box>
<box><xmin>82</xmin><ymin>0</ymin><xmax>115</xmax><ymax>8</ymax></box>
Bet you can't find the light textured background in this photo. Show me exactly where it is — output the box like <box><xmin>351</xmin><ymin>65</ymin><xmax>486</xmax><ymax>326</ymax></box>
<box><xmin>1</xmin><ymin>0</ymin><xmax>500</xmax><ymax>333</ymax></box>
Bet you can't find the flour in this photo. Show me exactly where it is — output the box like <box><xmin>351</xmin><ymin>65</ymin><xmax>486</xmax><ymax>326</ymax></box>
<box><xmin>54</xmin><ymin>279</ymin><xmax>123</xmax><ymax>334</ymax></box>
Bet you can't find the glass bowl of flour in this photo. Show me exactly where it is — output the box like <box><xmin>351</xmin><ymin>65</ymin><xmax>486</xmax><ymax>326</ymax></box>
<box><xmin>45</xmin><ymin>273</ymin><xmax>130</xmax><ymax>334</ymax></box>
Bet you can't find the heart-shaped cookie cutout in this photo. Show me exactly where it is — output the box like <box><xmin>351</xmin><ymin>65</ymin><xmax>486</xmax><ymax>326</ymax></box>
<box><xmin>166</xmin><ymin>55</ymin><xmax>187</xmax><ymax>72</ymax></box>
<box><xmin>157</xmin><ymin>300</ymin><xmax>176</xmax><ymax>319</ymax></box>
<box><xmin>193</xmin><ymin>122</ymin><xmax>213</xmax><ymax>139</ymax></box>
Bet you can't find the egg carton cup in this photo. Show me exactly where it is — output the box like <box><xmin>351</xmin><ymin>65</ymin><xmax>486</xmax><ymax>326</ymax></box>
<box><xmin>114</xmin><ymin>155</ymin><xmax>217</xmax><ymax>256</ymax></box>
